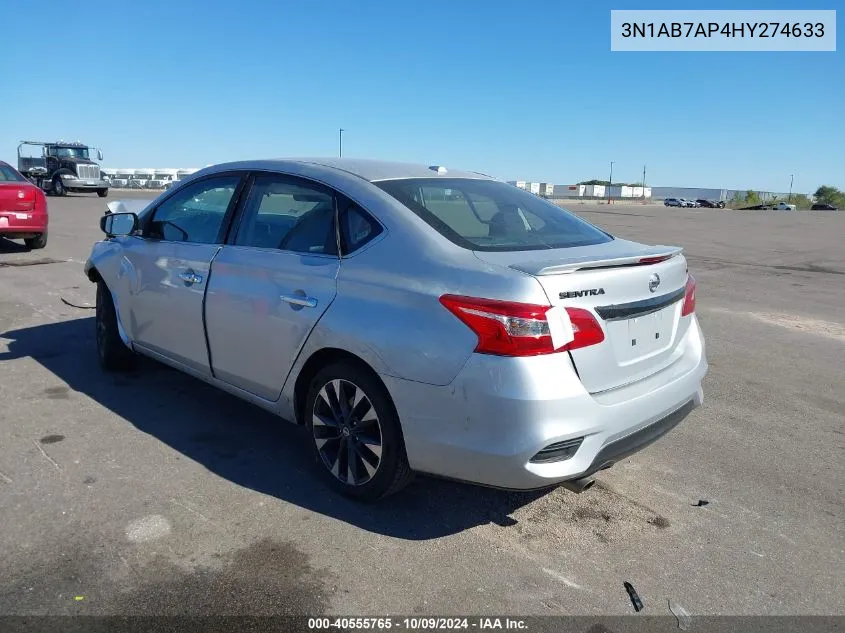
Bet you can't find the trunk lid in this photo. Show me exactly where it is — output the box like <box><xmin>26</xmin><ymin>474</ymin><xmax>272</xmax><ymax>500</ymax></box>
<box><xmin>0</xmin><ymin>183</ymin><xmax>36</xmax><ymax>213</ymax></box>
<box><xmin>474</xmin><ymin>239</ymin><xmax>692</xmax><ymax>393</ymax></box>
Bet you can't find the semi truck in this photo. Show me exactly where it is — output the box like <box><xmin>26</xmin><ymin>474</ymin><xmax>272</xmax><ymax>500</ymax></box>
<box><xmin>17</xmin><ymin>140</ymin><xmax>109</xmax><ymax>197</ymax></box>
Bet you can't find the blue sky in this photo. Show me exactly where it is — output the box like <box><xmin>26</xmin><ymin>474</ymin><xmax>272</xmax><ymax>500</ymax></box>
<box><xmin>1</xmin><ymin>0</ymin><xmax>842</xmax><ymax>192</ymax></box>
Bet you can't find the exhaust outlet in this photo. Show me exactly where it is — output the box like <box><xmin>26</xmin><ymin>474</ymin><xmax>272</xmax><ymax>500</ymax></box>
<box><xmin>561</xmin><ymin>476</ymin><xmax>596</xmax><ymax>494</ymax></box>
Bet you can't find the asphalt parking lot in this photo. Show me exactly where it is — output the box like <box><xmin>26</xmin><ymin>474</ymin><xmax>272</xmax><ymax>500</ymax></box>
<box><xmin>1</xmin><ymin>192</ymin><xmax>842</xmax><ymax>618</ymax></box>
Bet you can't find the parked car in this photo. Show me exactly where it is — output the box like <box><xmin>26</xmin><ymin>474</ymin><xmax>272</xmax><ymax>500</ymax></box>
<box><xmin>86</xmin><ymin>159</ymin><xmax>707</xmax><ymax>500</ymax></box>
<box><xmin>0</xmin><ymin>160</ymin><xmax>48</xmax><ymax>249</ymax></box>
<box><xmin>680</xmin><ymin>198</ymin><xmax>699</xmax><ymax>208</ymax></box>
<box><xmin>664</xmin><ymin>198</ymin><xmax>683</xmax><ymax>207</ymax></box>
<box><xmin>696</xmin><ymin>199</ymin><xmax>725</xmax><ymax>209</ymax></box>
<box><xmin>764</xmin><ymin>201</ymin><xmax>796</xmax><ymax>211</ymax></box>
<box><xmin>811</xmin><ymin>203</ymin><xmax>837</xmax><ymax>210</ymax></box>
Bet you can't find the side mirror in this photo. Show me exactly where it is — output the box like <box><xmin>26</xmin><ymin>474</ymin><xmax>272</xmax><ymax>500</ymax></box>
<box><xmin>101</xmin><ymin>212</ymin><xmax>138</xmax><ymax>237</ymax></box>
<box><xmin>97</xmin><ymin>150</ymin><xmax>104</xmax><ymax>161</ymax></box>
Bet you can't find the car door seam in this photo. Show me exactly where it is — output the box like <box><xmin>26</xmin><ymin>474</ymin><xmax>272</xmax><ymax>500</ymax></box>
<box><xmin>203</xmin><ymin>245</ymin><xmax>224</xmax><ymax>378</ymax></box>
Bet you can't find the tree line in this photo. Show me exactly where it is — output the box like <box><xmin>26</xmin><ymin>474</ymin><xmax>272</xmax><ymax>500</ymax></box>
<box><xmin>730</xmin><ymin>185</ymin><xmax>843</xmax><ymax>209</ymax></box>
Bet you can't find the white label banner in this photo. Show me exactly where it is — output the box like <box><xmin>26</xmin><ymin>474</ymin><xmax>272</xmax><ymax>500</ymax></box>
<box><xmin>611</xmin><ymin>10</ymin><xmax>836</xmax><ymax>51</ymax></box>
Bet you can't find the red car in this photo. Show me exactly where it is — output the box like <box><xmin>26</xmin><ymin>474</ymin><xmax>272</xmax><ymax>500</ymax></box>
<box><xmin>0</xmin><ymin>160</ymin><xmax>48</xmax><ymax>249</ymax></box>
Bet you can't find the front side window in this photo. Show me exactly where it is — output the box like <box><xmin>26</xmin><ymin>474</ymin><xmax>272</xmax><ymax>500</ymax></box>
<box><xmin>234</xmin><ymin>174</ymin><xmax>337</xmax><ymax>255</ymax></box>
<box><xmin>376</xmin><ymin>178</ymin><xmax>612</xmax><ymax>252</ymax></box>
<box><xmin>146</xmin><ymin>175</ymin><xmax>241</xmax><ymax>243</ymax></box>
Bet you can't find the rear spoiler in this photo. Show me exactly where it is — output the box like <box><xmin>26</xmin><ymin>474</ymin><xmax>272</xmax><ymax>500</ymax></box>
<box><xmin>509</xmin><ymin>246</ymin><xmax>684</xmax><ymax>275</ymax></box>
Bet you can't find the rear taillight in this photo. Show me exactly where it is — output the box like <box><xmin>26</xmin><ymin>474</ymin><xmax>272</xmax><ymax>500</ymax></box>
<box><xmin>439</xmin><ymin>295</ymin><xmax>605</xmax><ymax>357</ymax></box>
<box><xmin>681</xmin><ymin>274</ymin><xmax>696</xmax><ymax>316</ymax></box>
<box><xmin>638</xmin><ymin>254</ymin><xmax>674</xmax><ymax>264</ymax></box>
<box><xmin>564</xmin><ymin>307</ymin><xmax>606</xmax><ymax>350</ymax></box>
<box><xmin>14</xmin><ymin>188</ymin><xmax>35</xmax><ymax>211</ymax></box>
<box><xmin>35</xmin><ymin>189</ymin><xmax>47</xmax><ymax>215</ymax></box>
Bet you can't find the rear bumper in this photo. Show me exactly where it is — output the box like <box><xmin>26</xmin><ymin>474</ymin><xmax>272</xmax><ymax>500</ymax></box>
<box><xmin>569</xmin><ymin>396</ymin><xmax>698</xmax><ymax>480</ymax></box>
<box><xmin>383</xmin><ymin>315</ymin><xmax>707</xmax><ymax>490</ymax></box>
<box><xmin>0</xmin><ymin>212</ymin><xmax>47</xmax><ymax>237</ymax></box>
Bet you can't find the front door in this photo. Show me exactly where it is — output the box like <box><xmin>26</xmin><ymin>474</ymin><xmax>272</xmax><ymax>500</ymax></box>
<box><xmin>204</xmin><ymin>173</ymin><xmax>340</xmax><ymax>400</ymax></box>
<box><xmin>122</xmin><ymin>173</ymin><xmax>244</xmax><ymax>375</ymax></box>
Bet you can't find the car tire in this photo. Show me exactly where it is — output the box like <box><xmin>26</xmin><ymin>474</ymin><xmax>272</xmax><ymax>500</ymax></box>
<box><xmin>24</xmin><ymin>232</ymin><xmax>47</xmax><ymax>249</ymax></box>
<box><xmin>305</xmin><ymin>360</ymin><xmax>413</xmax><ymax>500</ymax></box>
<box><xmin>97</xmin><ymin>189</ymin><xmax>108</xmax><ymax>198</ymax></box>
<box><xmin>95</xmin><ymin>280</ymin><xmax>136</xmax><ymax>371</ymax></box>
<box><xmin>52</xmin><ymin>176</ymin><xmax>66</xmax><ymax>196</ymax></box>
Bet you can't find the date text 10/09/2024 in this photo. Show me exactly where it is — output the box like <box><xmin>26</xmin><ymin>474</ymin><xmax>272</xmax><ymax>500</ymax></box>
<box><xmin>621</xmin><ymin>22</ymin><xmax>825</xmax><ymax>38</ymax></box>
<box><xmin>308</xmin><ymin>618</ymin><xmax>528</xmax><ymax>630</ymax></box>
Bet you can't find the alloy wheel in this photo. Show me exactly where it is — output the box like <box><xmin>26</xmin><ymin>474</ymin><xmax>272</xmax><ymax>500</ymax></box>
<box><xmin>312</xmin><ymin>379</ymin><xmax>383</xmax><ymax>486</ymax></box>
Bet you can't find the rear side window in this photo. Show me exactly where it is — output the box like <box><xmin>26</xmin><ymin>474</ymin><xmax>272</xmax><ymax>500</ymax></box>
<box><xmin>0</xmin><ymin>165</ymin><xmax>25</xmax><ymax>182</ymax></box>
<box><xmin>234</xmin><ymin>174</ymin><xmax>338</xmax><ymax>255</ymax></box>
<box><xmin>376</xmin><ymin>178</ymin><xmax>612</xmax><ymax>252</ymax></box>
<box><xmin>338</xmin><ymin>199</ymin><xmax>382</xmax><ymax>255</ymax></box>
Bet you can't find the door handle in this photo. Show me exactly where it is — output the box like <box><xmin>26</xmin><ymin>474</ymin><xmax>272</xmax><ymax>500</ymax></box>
<box><xmin>280</xmin><ymin>293</ymin><xmax>317</xmax><ymax>308</ymax></box>
<box><xmin>179</xmin><ymin>271</ymin><xmax>203</xmax><ymax>285</ymax></box>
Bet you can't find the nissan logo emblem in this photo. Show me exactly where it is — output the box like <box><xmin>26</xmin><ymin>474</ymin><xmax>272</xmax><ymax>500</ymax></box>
<box><xmin>648</xmin><ymin>273</ymin><xmax>660</xmax><ymax>293</ymax></box>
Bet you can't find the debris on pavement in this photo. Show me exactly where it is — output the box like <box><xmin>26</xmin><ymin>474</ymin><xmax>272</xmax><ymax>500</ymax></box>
<box><xmin>623</xmin><ymin>581</ymin><xmax>643</xmax><ymax>612</ymax></box>
<box><xmin>693</xmin><ymin>499</ymin><xmax>710</xmax><ymax>507</ymax></box>
<box><xmin>668</xmin><ymin>599</ymin><xmax>691</xmax><ymax>630</ymax></box>
<box><xmin>61</xmin><ymin>297</ymin><xmax>95</xmax><ymax>309</ymax></box>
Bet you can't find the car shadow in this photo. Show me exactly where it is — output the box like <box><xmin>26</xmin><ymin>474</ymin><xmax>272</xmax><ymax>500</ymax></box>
<box><xmin>0</xmin><ymin>237</ymin><xmax>30</xmax><ymax>253</ymax></box>
<box><xmin>0</xmin><ymin>317</ymin><xmax>551</xmax><ymax>540</ymax></box>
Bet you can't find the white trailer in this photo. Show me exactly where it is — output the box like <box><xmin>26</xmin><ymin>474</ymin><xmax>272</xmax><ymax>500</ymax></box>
<box><xmin>128</xmin><ymin>169</ymin><xmax>153</xmax><ymax>189</ymax></box>
<box><xmin>558</xmin><ymin>184</ymin><xmax>586</xmax><ymax>198</ymax></box>
<box><xmin>629</xmin><ymin>186</ymin><xmax>652</xmax><ymax>198</ymax></box>
<box><xmin>147</xmin><ymin>169</ymin><xmax>178</xmax><ymax>189</ymax></box>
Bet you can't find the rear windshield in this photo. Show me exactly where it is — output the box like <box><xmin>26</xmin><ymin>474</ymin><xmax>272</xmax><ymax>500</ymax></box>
<box><xmin>375</xmin><ymin>178</ymin><xmax>612</xmax><ymax>251</ymax></box>
<box><xmin>0</xmin><ymin>164</ymin><xmax>25</xmax><ymax>182</ymax></box>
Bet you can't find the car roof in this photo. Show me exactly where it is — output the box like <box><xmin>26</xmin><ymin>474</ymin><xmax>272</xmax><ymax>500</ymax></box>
<box><xmin>197</xmin><ymin>158</ymin><xmax>494</xmax><ymax>183</ymax></box>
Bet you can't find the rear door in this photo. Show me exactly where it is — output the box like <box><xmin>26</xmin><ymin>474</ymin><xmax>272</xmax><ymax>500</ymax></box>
<box><xmin>120</xmin><ymin>173</ymin><xmax>245</xmax><ymax>374</ymax></box>
<box><xmin>204</xmin><ymin>172</ymin><xmax>340</xmax><ymax>400</ymax></box>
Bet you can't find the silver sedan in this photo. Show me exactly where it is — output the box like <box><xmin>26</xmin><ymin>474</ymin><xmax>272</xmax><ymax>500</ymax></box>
<box><xmin>85</xmin><ymin>159</ymin><xmax>707</xmax><ymax>500</ymax></box>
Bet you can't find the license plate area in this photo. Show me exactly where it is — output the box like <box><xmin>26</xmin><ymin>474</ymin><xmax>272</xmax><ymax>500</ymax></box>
<box><xmin>608</xmin><ymin>306</ymin><xmax>676</xmax><ymax>364</ymax></box>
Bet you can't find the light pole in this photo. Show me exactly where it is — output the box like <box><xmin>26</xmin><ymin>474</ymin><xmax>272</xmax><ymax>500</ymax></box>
<box><xmin>339</xmin><ymin>128</ymin><xmax>345</xmax><ymax>158</ymax></box>
<box><xmin>788</xmin><ymin>174</ymin><xmax>793</xmax><ymax>203</ymax></box>
<box><xmin>642</xmin><ymin>164</ymin><xmax>647</xmax><ymax>201</ymax></box>
<box><xmin>608</xmin><ymin>161</ymin><xmax>615</xmax><ymax>204</ymax></box>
